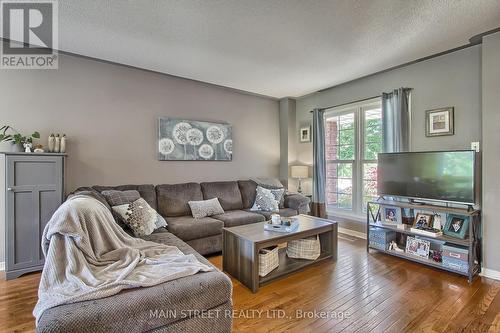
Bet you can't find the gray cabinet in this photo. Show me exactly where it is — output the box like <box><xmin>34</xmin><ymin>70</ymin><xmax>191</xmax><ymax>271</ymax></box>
<box><xmin>1</xmin><ymin>153</ymin><xmax>65</xmax><ymax>279</ymax></box>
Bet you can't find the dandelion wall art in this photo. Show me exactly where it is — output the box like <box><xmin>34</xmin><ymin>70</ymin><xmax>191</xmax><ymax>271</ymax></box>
<box><xmin>158</xmin><ymin>118</ymin><xmax>233</xmax><ymax>161</ymax></box>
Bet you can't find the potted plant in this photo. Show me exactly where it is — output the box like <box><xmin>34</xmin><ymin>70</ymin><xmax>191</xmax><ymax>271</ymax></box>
<box><xmin>0</xmin><ymin>125</ymin><xmax>40</xmax><ymax>152</ymax></box>
<box><xmin>0</xmin><ymin>125</ymin><xmax>15</xmax><ymax>152</ymax></box>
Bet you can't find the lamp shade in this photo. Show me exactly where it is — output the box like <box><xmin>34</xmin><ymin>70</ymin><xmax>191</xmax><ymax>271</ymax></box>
<box><xmin>291</xmin><ymin>165</ymin><xmax>308</xmax><ymax>179</ymax></box>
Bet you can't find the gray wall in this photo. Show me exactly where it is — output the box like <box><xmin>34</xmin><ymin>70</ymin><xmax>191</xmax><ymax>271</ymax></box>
<box><xmin>481</xmin><ymin>32</ymin><xmax>500</xmax><ymax>272</ymax></box>
<box><xmin>0</xmin><ymin>53</ymin><xmax>280</xmax><ymax>191</ymax></box>
<box><xmin>0</xmin><ymin>51</ymin><xmax>280</xmax><ymax>263</ymax></box>
<box><xmin>279</xmin><ymin>98</ymin><xmax>298</xmax><ymax>188</ymax></box>
<box><xmin>295</xmin><ymin>46</ymin><xmax>482</xmax><ymax>165</ymax></box>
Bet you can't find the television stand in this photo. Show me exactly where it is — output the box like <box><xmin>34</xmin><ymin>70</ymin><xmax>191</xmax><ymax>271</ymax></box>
<box><xmin>367</xmin><ymin>199</ymin><xmax>481</xmax><ymax>283</ymax></box>
<box><xmin>408</xmin><ymin>199</ymin><xmax>425</xmax><ymax>205</ymax></box>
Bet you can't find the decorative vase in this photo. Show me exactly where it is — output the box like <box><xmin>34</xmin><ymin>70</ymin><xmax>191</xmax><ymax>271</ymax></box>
<box><xmin>10</xmin><ymin>143</ymin><xmax>22</xmax><ymax>152</ymax></box>
<box><xmin>48</xmin><ymin>134</ymin><xmax>55</xmax><ymax>152</ymax></box>
<box><xmin>54</xmin><ymin>134</ymin><xmax>60</xmax><ymax>153</ymax></box>
<box><xmin>60</xmin><ymin>134</ymin><xmax>66</xmax><ymax>153</ymax></box>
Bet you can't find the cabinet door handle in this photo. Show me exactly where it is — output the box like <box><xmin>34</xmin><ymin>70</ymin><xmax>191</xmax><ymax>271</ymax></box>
<box><xmin>7</xmin><ymin>187</ymin><xmax>13</xmax><ymax>191</ymax></box>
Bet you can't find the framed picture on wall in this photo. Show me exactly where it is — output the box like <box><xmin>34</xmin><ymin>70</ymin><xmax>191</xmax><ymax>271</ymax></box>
<box><xmin>300</xmin><ymin>126</ymin><xmax>311</xmax><ymax>142</ymax></box>
<box><xmin>425</xmin><ymin>107</ymin><xmax>454</xmax><ymax>137</ymax></box>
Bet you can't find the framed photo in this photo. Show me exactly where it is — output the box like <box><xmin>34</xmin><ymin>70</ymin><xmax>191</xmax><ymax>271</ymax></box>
<box><xmin>425</xmin><ymin>107</ymin><xmax>454</xmax><ymax>137</ymax></box>
<box><xmin>432</xmin><ymin>212</ymin><xmax>446</xmax><ymax>230</ymax></box>
<box><xmin>299</xmin><ymin>126</ymin><xmax>311</xmax><ymax>142</ymax></box>
<box><xmin>443</xmin><ymin>214</ymin><xmax>469</xmax><ymax>239</ymax></box>
<box><xmin>413</xmin><ymin>213</ymin><xmax>434</xmax><ymax>229</ymax></box>
<box><xmin>406</xmin><ymin>236</ymin><xmax>431</xmax><ymax>258</ymax></box>
<box><xmin>382</xmin><ymin>206</ymin><xmax>402</xmax><ymax>224</ymax></box>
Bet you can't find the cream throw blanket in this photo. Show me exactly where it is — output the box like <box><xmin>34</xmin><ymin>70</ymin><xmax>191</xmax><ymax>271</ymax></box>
<box><xmin>33</xmin><ymin>195</ymin><xmax>213</xmax><ymax>324</ymax></box>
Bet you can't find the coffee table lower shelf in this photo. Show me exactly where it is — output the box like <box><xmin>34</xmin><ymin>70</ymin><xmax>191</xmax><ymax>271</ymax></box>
<box><xmin>260</xmin><ymin>248</ymin><xmax>332</xmax><ymax>285</ymax></box>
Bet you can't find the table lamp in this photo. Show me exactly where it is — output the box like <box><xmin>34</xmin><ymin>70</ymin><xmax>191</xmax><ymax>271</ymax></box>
<box><xmin>291</xmin><ymin>165</ymin><xmax>308</xmax><ymax>193</ymax></box>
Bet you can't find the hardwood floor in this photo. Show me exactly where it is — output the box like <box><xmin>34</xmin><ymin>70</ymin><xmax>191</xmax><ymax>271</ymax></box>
<box><xmin>0</xmin><ymin>234</ymin><xmax>499</xmax><ymax>332</ymax></box>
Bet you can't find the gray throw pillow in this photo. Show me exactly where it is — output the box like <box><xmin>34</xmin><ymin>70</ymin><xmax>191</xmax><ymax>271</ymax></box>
<box><xmin>101</xmin><ymin>190</ymin><xmax>140</xmax><ymax>206</ymax></box>
<box><xmin>250</xmin><ymin>177</ymin><xmax>284</xmax><ymax>189</ymax></box>
<box><xmin>250</xmin><ymin>186</ymin><xmax>279</xmax><ymax>212</ymax></box>
<box><xmin>188</xmin><ymin>198</ymin><xmax>225</xmax><ymax>219</ymax></box>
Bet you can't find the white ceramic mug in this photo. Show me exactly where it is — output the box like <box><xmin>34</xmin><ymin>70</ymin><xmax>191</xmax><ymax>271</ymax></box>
<box><xmin>271</xmin><ymin>214</ymin><xmax>281</xmax><ymax>225</ymax></box>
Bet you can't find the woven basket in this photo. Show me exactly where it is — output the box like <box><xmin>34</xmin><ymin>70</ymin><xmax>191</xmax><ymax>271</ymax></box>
<box><xmin>259</xmin><ymin>246</ymin><xmax>279</xmax><ymax>277</ymax></box>
<box><xmin>286</xmin><ymin>235</ymin><xmax>321</xmax><ymax>260</ymax></box>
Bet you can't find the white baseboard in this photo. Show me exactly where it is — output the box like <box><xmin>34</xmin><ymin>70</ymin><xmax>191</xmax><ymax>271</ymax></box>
<box><xmin>480</xmin><ymin>268</ymin><xmax>500</xmax><ymax>281</ymax></box>
<box><xmin>0</xmin><ymin>261</ymin><xmax>4</xmax><ymax>272</ymax></box>
<box><xmin>338</xmin><ymin>227</ymin><xmax>367</xmax><ymax>239</ymax></box>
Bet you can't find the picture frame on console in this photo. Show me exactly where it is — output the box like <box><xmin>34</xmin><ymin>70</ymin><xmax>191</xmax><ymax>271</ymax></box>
<box><xmin>443</xmin><ymin>214</ymin><xmax>469</xmax><ymax>239</ymax></box>
<box><xmin>406</xmin><ymin>237</ymin><xmax>431</xmax><ymax>259</ymax></box>
<box><xmin>382</xmin><ymin>206</ymin><xmax>402</xmax><ymax>224</ymax></box>
<box><xmin>413</xmin><ymin>213</ymin><xmax>434</xmax><ymax>229</ymax></box>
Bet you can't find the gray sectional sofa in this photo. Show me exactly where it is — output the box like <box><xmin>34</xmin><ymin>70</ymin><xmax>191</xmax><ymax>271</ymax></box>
<box><xmin>36</xmin><ymin>180</ymin><xmax>309</xmax><ymax>333</ymax></box>
<box><xmin>74</xmin><ymin>180</ymin><xmax>310</xmax><ymax>255</ymax></box>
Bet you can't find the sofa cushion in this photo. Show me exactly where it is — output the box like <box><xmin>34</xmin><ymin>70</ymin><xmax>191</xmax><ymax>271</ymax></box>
<box><xmin>37</xmin><ymin>231</ymin><xmax>232</xmax><ymax>333</ymax></box>
<box><xmin>248</xmin><ymin>208</ymin><xmax>298</xmax><ymax>219</ymax></box>
<box><xmin>156</xmin><ymin>183</ymin><xmax>203</xmax><ymax>217</ymax></box>
<box><xmin>92</xmin><ymin>184</ymin><xmax>157</xmax><ymax>210</ymax></box>
<box><xmin>166</xmin><ymin>215</ymin><xmax>223</xmax><ymax>241</ymax></box>
<box><xmin>201</xmin><ymin>181</ymin><xmax>243</xmax><ymax>211</ymax></box>
<box><xmin>238</xmin><ymin>180</ymin><xmax>258</xmax><ymax>209</ymax></box>
<box><xmin>213</xmin><ymin>210</ymin><xmax>265</xmax><ymax>228</ymax></box>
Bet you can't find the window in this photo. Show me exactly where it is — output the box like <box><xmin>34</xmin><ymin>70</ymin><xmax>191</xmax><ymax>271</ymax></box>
<box><xmin>325</xmin><ymin>98</ymin><xmax>382</xmax><ymax>217</ymax></box>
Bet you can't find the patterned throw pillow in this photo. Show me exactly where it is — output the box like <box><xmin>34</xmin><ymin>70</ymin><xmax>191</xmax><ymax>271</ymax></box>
<box><xmin>250</xmin><ymin>186</ymin><xmax>279</xmax><ymax>212</ymax></box>
<box><xmin>188</xmin><ymin>198</ymin><xmax>225</xmax><ymax>219</ymax></box>
<box><xmin>112</xmin><ymin>198</ymin><xmax>158</xmax><ymax>237</ymax></box>
<box><xmin>103</xmin><ymin>190</ymin><xmax>166</xmax><ymax>230</ymax></box>
<box><xmin>250</xmin><ymin>178</ymin><xmax>286</xmax><ymax>208</ymax></box>
<box><xmin>269</xmin><ymin>188</ymin><xmax>285</xmax><ymax>208</ymax></box>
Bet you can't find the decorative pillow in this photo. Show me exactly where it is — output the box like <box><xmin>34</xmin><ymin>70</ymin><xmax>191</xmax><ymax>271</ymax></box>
<box><xmin>103</xmin><ymin>190</ymin><xmax>166</xmax><ymax>230</ymax></box>
<box><xmin>269</xmin><ymin>188</ymin><xmax>285</xmax><ymax>208</ymax></box>
<box><xmin>250</xmin><ymin>178</ymin><xmax>285</xmax><ymax>208</ymax></box>
<box><xmin>154</xmin><ymin>214</ymin><xmax>168</xmax><ymax>229</ymax></box>
<box><xmin>188</xmin><ymin>198</ymin><xmax>225</xmax><ymax>219</ymax></box>
<box><xmin>250</xmin><ymin>186</ymin><xmax>279</xmax><ymax>212</ymax></box>
<box><xmin>112</xmin><ymin>198</ymin><xmax>157</xmax><ymax>237</ymax></box>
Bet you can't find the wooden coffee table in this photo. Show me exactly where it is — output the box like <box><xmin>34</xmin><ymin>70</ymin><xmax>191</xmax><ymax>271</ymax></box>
<box><xmin>222</xmin><ymin>214</ymin><xmax>338</xmax><ymax>293</ymax></box>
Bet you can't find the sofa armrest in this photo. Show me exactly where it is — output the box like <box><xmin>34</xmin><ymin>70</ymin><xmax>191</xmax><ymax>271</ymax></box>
<box><xmin>284</xmin><ymin>193</ymin><xmax>311</xmax><ymax>214</ymax></box>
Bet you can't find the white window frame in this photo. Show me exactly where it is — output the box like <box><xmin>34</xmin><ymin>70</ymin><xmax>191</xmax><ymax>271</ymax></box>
<box><xmin>324</xmin><ymin>97</ymin><xmax>382</xmax><ymax>220</ymax></box>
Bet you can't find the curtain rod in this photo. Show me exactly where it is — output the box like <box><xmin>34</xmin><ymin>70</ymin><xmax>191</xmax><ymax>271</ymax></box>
<box><xmin>309</xmin><ymin>95</ymin><xmax>381</xmax><ymax>113</ymax></box>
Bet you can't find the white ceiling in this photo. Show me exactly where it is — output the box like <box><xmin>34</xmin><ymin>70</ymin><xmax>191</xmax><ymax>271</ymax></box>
<box><xmin>17</xmin><ymin>1</ymin><xmax>500</xmax><ymax>97</ymax></box>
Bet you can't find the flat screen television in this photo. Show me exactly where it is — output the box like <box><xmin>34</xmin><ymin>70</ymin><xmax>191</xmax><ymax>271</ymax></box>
<box><xmin>377</xmin><ymin>150</ymin><xmax>476</xmax><ymax>204</ymax></box>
